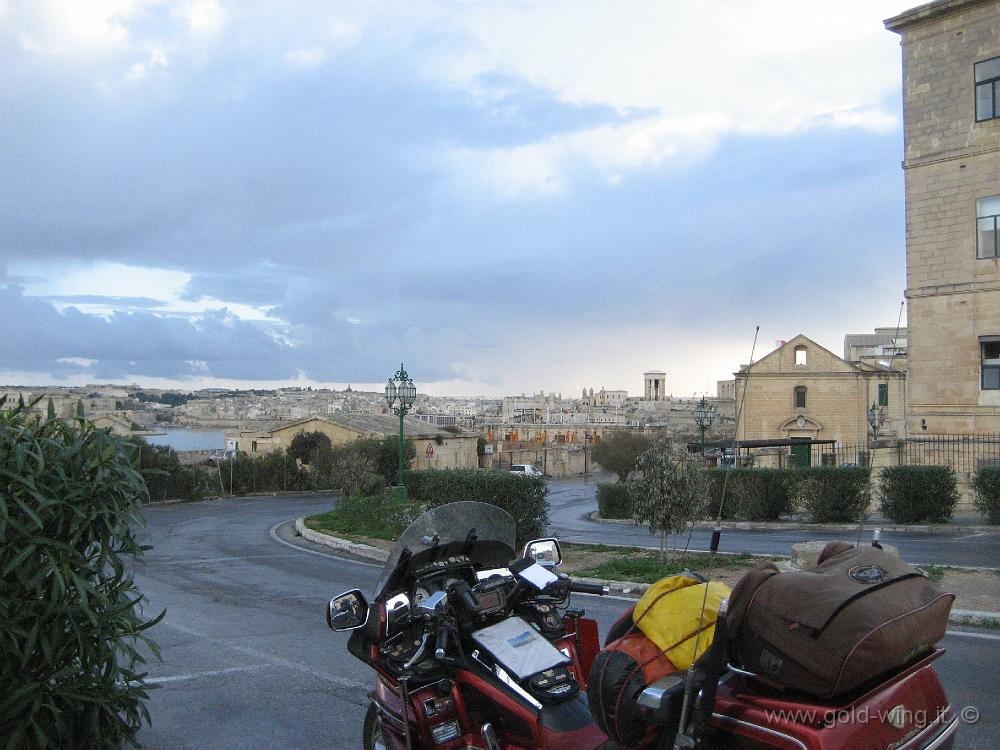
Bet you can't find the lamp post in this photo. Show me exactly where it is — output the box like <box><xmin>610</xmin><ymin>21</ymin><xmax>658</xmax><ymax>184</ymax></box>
<box><xmin>693</xmin><ymin>396</ymin><xmax>717</xmax><ymax>455</ymax></box>
<box><xmin>384</xmin><ymin>363</ymin><xmax>417</xmax><ymax>501</ymax></box>
<box><xmin>867</xmin><ymin>401</ymin><xmax>886</xmax><ymax>444</ymax></box>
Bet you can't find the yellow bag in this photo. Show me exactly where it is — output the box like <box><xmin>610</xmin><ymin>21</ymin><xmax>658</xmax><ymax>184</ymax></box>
<box><xmin>632</xmin><ymin>574</ymin><xmax>732</xmax><ymax>671</ymax></box>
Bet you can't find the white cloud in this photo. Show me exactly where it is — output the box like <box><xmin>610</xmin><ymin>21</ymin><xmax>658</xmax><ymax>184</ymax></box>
<box><xmin>13</xmin><ymin>0</ymin><xmax>143</xmax><ymax>56</ymax></box>
<box><xmin>285</xmin><ymin>46</ymin><xmax>325</xmax><ymax>71</ymax></box>
<box><xmin>125</xmin><ymin>42</ymin><xmax>170</xmax><ymax>79</ymax></box>
<box><xmin>9</xmin><ymin>261</ymin><xmax>277</xmax><ymax>322</ymax></box>
<box><xmin>179</xmin><ymin>0</ymin><xmax>226</xmax><ymax>35</ymax></box>
<box><xmin>420</xmin><ymin>0</ymin><xmax>904</xmax><ymax>196</ymax></box>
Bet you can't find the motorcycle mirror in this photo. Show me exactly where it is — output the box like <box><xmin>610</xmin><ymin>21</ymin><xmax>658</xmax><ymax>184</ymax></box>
<box><xmin>326</xmin><ymin>589</ymin><xmax>370</xmax><ymax>631</ymax></box>
<box><xmin>522</xmin><ymin>538</ymin><xmax>562</xmax><ymax>568</ymax></box>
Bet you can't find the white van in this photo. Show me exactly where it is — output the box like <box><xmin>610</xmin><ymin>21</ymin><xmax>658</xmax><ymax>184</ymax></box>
<box><xmin>510</xmin><ymin>464</ymin><xmax>543</xmax><ymax>477</ymax></box>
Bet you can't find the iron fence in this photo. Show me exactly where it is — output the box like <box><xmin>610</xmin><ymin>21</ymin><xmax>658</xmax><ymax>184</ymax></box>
<box><xmin>901</xmin><ymin>433</ymin><xmax>1000</xmax><ymax>474</ymax></box>
<box><xmin>735</xmin><ymin>434</ymin><xmax>1000</xmax><ymax>473</ymax></box>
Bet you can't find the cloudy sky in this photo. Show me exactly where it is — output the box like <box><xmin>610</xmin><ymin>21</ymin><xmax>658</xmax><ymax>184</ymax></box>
<box><xmin>1</xmin><ymin>0</ymin><xmax>911</xmax><ymax>397</ymax></box>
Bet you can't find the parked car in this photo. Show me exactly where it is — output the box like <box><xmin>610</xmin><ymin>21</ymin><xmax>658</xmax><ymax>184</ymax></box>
<box><xmin>509</xmin><ymin>463</ymin><xmax>543</xmax><ymax>477</ymax></box>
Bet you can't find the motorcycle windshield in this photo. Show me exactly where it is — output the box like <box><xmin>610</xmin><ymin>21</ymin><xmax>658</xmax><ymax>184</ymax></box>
<box><xmin>373</xmin><ymin>501</ymin><xmax>517</xmax><ymax>599</ymax></box>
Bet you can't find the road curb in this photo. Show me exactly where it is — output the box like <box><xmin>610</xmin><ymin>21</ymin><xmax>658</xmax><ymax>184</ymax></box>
<box><xmin>588</xmin><ymin>512</ymin><xmax>995</xmax><ymax>535</ymax></box>
<box><xmin>294</xmin><ymin>518</ymin><xmax>389</xmax><ymax>562</ymax></box>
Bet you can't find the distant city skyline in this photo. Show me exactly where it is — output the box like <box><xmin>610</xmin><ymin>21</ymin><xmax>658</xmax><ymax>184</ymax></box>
<box><xmin>2</xmin><ymin>1</ymin><xmax>908</xmax><ymax>396</ymax></box>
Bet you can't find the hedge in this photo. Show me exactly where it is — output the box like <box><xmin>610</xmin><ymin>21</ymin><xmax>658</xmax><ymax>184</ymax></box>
<box><xmin>972</xmin><ymin>466</ymin><xmax>1000</xmax><ymax>524</ymax></box>
<box><xmin>794</xmin><ymin>467</ymin><xmax>872</xmax><ymax>523</ymax></box>
<box><xmin>597</xmin><ymin>482</ymin><xmax>633</xmax><ymax>519</ymax></box>
<box><xmin>879</xmin><ymin>465</ymin><xmax>959</xmax><ymax>524</ymax></box>
<box><xmin>704</xmin><ymin>468</ymin><xmax>796</xmax><ymax>521</ymax></box>
<box><xmin>128</xmin><ymin>437</ymin><xmax>212</xmax><ymax>502</ymax></box>
<box><xmin>404</xmin><ymin>468</ymin><xmax>548</xmax><ymax>546</ymax></box>
<box><xmin>1</xmin><ymin>400</ymin><xmax>162</xmax><ymax>748</ymax></box>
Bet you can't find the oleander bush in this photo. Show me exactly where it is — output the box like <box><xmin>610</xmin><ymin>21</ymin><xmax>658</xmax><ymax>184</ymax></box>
<box><xmin>794</xmin><ymin>467</ymin><xmax>872</xmax><ymax>523</ymax></box>
<box><xmin>0</xmin><ymin>399</ymin><xmax>163</xmax><ymax>749</ymax></box>
<box><xmin>596</xmin><ymin>482</ymin><xmax>633</xmax><ymax>519</ymax></box>
<box><xmin>972</xmin><ymin>466</ymin><xmax>1000</xmax><ymax>524</ymax></box>
<box><xmin>879</xmin><ymin>465</ymin><xmax>959</xmax><ymax>524</ymax></box>
<box><xmin>405</xmin><ymin>468</ymin><xmax>548</xmax><ymax>545</ymax></box>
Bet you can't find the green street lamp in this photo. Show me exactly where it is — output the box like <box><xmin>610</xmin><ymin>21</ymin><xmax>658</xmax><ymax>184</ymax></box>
<box><xmin>385</xmin><ymin>363</ymin><xmax>417</xmax><ymax>500</ymax></box>
<box><xmin>693</xmin><ymin>396</ymin><xmax>716</xmax><ymax>455</ymax></box>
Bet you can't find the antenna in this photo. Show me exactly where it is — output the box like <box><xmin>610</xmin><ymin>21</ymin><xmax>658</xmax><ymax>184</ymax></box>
<box><xmin>673</xmin><ymin>325</ymin><xmax>759</xmax><ymax>750</ymax></box>
<box><xmin>857</xmin><ymin>301</ymin><xmax>905</xmax><ymax>547</ymax></box>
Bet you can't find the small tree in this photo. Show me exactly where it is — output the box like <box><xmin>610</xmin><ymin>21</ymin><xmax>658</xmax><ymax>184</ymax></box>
<box><xmin>287</xmin><ymin>430</ymin><xmax>334</xmax><ymax>472</ymax></box>
<box><xmin>330</xmin><ymin>448</ymin><xmax>383</xmax><ymax>497</ymax></box>
<box><xmin>591</xmin><ymin>430</ymin><xmax>652</xmax><ymax>482</ymax></box>
<box><xmin>628</xmin><ymin>440</ymin><xmax>707</xmax><ymax>562</ymax></box>
<box><xmin>373</xmin><ymin>435</ymin><xmax>416</xmax><ymax>486</ymax></box>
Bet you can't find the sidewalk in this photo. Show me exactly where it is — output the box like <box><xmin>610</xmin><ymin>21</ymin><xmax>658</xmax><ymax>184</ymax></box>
<box><xmin>589</xmin><ymin>511</ymin><xmax>996</xmax><ymax>535</ymax></box>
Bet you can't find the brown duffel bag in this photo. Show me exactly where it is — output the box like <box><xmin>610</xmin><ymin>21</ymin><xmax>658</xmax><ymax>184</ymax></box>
<box><xmin>727</xmin><ymin>543</ymin><xmax>954</xmax><ymax>698</ymax></box>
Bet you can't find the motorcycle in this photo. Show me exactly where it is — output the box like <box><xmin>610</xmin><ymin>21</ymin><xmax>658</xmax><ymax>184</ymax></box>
<box><xmin>327</xmin><ymin>501</ymin><xmax>957</xmax><ymax>750</ymax></box>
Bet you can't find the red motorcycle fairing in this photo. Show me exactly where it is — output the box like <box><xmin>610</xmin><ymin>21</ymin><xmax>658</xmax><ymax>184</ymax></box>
<box><xmin>711</xmin><ymin>649</ymin><xmax>956</xmax><ymax>750</ymax></box>
<box><xmin>370</xmin><ymin>661</ymin><xmax>612</xmax><ymax>750</ymax></box>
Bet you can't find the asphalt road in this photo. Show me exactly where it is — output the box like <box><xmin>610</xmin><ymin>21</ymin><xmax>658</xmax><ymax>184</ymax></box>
<box><xmin>134</xmin><ymin>494</ymin><xmax>998</xmax><ymax>749</ymax></box>
<box><xmin>548</xmin><ymin>476</ymin><xmax>1000</xmax><ymax>568</ymax></box>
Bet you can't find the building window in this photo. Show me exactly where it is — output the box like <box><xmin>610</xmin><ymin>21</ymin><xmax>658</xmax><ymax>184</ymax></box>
<box><xmin>878</xmin><ymin>383</ymin><xmax>888</xmax><ymax>406</ymax></box>
<box><xmin>794</xmin><ymin>386</ymin><xmax>807</xmax><ymax>409</ymax></box>
<box><xmin>794</xmin><ymin>345</ymin><xmax>807</xmax><ymax>366</ymax></box>
<box><xmin>975</xmin><ymin>57</ymin><xmax>1000</xmax><ymax>122</ymax></box>
<box><xmin>983</xmin><ymin>337</ymin><xmax>1000</xmax><ymax>390</ymax></box>
<box><xmin>978</xmin><ymin>195</ymin><xmax>1000</xmax><ymax>259</ymax></box>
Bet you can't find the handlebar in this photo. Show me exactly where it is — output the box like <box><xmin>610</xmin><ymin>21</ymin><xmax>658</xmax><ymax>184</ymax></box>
<box><xmin>434</xmin><ymin>626</ymin><xmax>449</xmax><ymax>660</ymax></box>
<box><xmin>569</xmin><ymin>580</ymin><xmax>610</xmax><ymax>596</ymax></box>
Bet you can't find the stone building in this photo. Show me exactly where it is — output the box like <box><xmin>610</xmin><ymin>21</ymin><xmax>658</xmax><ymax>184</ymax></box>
<box><xmin>227</xmin><ymin>414</ymin><xmax>478</xmax><ymax>471</ymax></box>
<box><xmin>643</xmin><ymin>371</ymin><xmax>667</xmax><ymax>401</ymax></box>
<box><xmin>885</xmin><ymin>0</ymin><xmax>1000</xmax><ymax>434</ymax></box>
<box><xmin>735</xmin><ymin>335</ymin><xmax>907</xmax><ymax>446</ymax></box>
<box><xmin>843</xmin><ymin>327</ymin><xmax>908</xmax><ymax>367</ymax></box>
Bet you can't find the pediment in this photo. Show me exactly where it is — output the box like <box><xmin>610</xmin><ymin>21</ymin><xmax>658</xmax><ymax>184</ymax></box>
<box><xmin>778</xmin><ymin>414</ymin><xmax>823</xmax><ymax>432</ymax></box>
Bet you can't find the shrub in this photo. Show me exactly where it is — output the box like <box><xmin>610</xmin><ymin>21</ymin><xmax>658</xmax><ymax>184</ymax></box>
<box><xmin>1</xmin><ymin>399</ymin><xmax>162</xmax><ymax>748</ymax></box>
<box><xmin>330</xmin><ymin>436</ymin><xmax>415</xmax><ymax>488</ymax></box>
<box><xmin>404</xmin><ymin>468</ymin><xmax>548</xmax><ymax>546</ymax></box>
<box><xmin>704</xmin><ymin>468</ymin><xmax>795</xmax><ymax>521</ymax></box>
<box><xmin>319</xmin><ymin>492</ymin><xmax>424</xmax><ymax>541</ymax></box>
<box><xmin>972</xmin><ymin>466</ymin><xmax>1000</xmax><ymax>524</ymax></box>
<box><xmin>597</xmin><ymin>482</ymin><xmax>633</xmax><ymax>519</ymax></box>
<box><xmin>216</xmin><ymin>451</ymin><xmax>314</xmax><ymax>496</ymax></box>
<box><xmin>128</xmin><ymin>437</ymin><xmax>211</xmax><ymax>502</ymax></box>
<box><xmin>879</xmin><ymin>465</ymin><xmax>959</xmax><ymax>524</ymax></box>
<box><xmin>794</xmin><ymin>467</ymin><xmax>872</xmax><ymax>523</ymax></box>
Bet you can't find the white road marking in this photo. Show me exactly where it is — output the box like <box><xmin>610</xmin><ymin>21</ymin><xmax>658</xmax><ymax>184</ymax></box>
<box><xmin>160</xmin><ymin>619</ymin><xmax>368</xmax><ymax>690</ymax></box>
<box><xmin>147</xmin><ymin>665</ymin><xmax>270</xmax><ymax>684</ymax></box>
<box><xmin>945</xmin><ymin>630</ymin><xmax>1000</xmax><ymax>641</ymax></box>
<box><xmin>951</xmin><ymin>532</ymin><xmax>993</xmax><ymax>541</ymax></box>
<box><xmin>148</xmin><ymin>554</ymin><xmax>303</xmax><ymax>566</ymax></box>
